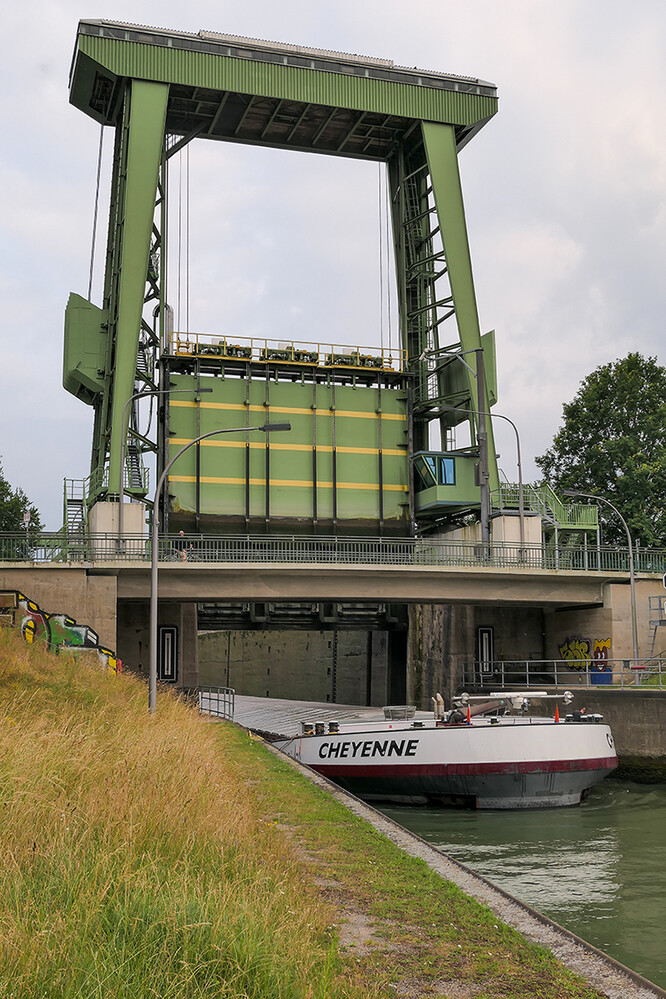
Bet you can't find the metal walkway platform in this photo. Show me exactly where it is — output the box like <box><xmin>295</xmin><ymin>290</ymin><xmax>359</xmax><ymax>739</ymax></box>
<box><xmin>229</xmin><ymin>694</ymin><xmax>385</xmax><ymax>739</ymax></box>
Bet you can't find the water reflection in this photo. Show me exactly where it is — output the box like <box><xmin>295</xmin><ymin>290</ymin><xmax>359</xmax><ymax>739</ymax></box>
<box><xmin>379</xmin><ymin>781</ymin><xmax>666</xmax><ymax>988</ymax></box>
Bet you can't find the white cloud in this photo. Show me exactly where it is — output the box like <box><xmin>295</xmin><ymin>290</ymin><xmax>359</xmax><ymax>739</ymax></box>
<box><xmin>1</xmin><ymin>0</ymin><xmax>665</xmax><ymax>525</ymax></box>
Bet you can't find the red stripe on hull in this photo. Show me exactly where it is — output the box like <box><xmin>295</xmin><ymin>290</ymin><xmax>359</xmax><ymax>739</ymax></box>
<box><xmin>311</xmin><ymin>756</ymin><xmax>618</xmax><ymax>779</ymax></box>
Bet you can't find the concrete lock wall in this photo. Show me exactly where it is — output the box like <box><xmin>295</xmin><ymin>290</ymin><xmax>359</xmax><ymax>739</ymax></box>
<box><xmin>198</xmin><ymin>629</ymin><xmax>397</xmax><ymax>705</ymax></box>
<box><xmin>551</xmin><ymin>690</ymin><xmax>666</xmax><ymax>760</ymax></box>
<box><xmin>406</xmin><ymin>579</ymin><xmax>665</xmax><ymax>709</ymax></box>
<box><xmin>407</xmin><ymin>603</ymin><xmax>546</xmax><ymax>709</ymax></box>
<box><xmin>407</xmin><ymin>604</ymin><xmax>473</xmax><ymax>708</ymax></box>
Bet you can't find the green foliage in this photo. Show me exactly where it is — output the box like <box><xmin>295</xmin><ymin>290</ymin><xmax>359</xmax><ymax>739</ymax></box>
<box><xmin>0</xmin><ymin>460</ymin><xmax>42</xmax><ymax>532</ymax></box>
<box><xmin>536</xmin><ymin>353</ymin><xmax>666</xmax><ymax>548</ymax></box>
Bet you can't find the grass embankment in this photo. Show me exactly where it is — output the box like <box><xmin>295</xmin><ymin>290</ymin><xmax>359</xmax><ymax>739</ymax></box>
<box><xmin>0</xmin><ymin>627</ymin><xmax>605</xmax><ymax>999</ymax></box>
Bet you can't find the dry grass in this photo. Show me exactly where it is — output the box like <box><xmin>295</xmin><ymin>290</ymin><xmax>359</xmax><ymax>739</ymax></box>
<box><xmin>0</xmin><ymin>628</ymin><xmax>349</xmax><ymax>998</ymax></box>
<box><xmin>0</xmin><ymin>628</ymin><xmax>607</xmax><ymax>998</ymax></box>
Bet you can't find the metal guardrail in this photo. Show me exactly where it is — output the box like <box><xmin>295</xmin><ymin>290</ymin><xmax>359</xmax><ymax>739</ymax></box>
<box><xmin>492</xmin><ymin>483</ymin><xmax>599</xmax><ymax>529</ymax></box>
<box><xmin>1</xmin><ymin>532</ymin><xmax>666</xmax><ymax>574</ymax></box>
<box><xmin>463</xmin><ymin>659</ymin><xmax>666</xmax><ymax>691</ymax></box>
<box><xmin>169</xmin><ymin>332</ymin><xmax>406</xmax><ymax>373</ymax></box>
<box><xmin>199</xmin><ymin>686</ymin><xmax>235</xmax><ymax>720</ymax></box>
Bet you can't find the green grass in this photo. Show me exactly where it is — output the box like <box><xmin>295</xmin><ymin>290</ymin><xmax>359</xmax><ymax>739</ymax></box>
<box><xmin>222</xmin><ymin>730</ymin><xmax>605</xmax><ymax>998</ymax></box>
<box><xmin>0</xmin><ymin>630</ymin><xmax>344</xmax><ymax>998</ymax></box>
<box><xmin>0</xmin><ymin>627</ymin><xmax>606</xmax><ymax>998</ymax></box>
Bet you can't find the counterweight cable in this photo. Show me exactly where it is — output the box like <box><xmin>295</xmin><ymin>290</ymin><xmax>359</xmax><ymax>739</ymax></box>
<box><xmin>87</xmin><ymin>124</ymin><xmax>104</xmax><ymax>301</ymax></box>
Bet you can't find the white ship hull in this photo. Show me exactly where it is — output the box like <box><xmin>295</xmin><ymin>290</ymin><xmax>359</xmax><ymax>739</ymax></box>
<box><xmin>273</xmin><ymin>714</ymin><xmax>618</xmax><ymax>809</ymax></box>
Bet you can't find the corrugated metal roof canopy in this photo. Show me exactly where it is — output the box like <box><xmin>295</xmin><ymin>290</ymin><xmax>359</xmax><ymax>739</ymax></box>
<box><xmin>70</xmin><ymin>20</ymin><xmax>498</xmax><ymax>159</ymax></box>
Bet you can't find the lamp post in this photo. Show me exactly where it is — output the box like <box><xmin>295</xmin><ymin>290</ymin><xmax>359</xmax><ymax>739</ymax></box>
<box><xmin>440</xmin><ymin>404</ymin><xmax>525</xmax><ymax>554</ymax></box>
<box><xmin>562</xmin><ymin>490</ymin><xmax>639</xmax><ymax>662</ymax></box>
<box><xmin>149</xmin><ymin>421</ymin><xmax>291</xmax><ymax>712</ymax></box>
<box><xmin>118</xmin><ymin>386</ymin><xmax>212</xmax><ymax>545</ymax></box>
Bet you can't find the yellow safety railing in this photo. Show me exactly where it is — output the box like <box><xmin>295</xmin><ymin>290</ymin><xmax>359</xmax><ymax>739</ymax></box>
<box><xmin>169</xmin><ymin>333</ymin><xmax>406</xmax><ymax>373</ymax></box>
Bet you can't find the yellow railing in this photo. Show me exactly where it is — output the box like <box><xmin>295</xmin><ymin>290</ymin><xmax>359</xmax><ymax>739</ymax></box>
<box><xmin>169</xmin><ymin>332</ymin><xmax>406</xmax><ymax>373</ymax></box>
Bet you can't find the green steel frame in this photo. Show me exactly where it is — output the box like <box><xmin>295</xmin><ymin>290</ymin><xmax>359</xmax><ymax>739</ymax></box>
<box><xmin>66</xmin><ymin>18</ymin><xmax>500</xmax><ymax>524</ymax></box>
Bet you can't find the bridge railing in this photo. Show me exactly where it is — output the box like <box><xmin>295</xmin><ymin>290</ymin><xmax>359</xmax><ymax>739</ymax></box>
<box><xmin>462</xmin><ymin>658</ymin><xmax>666</xmax><ymax>690</ymax></box>
<box><xmin>1</xmin><ymin>532</ymin><xmax>666</xmax><ymax>574</ymax></box>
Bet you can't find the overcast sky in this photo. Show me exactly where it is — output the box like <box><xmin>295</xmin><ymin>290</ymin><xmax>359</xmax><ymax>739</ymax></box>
<box><xmin>2</xmin><ymin>0</ymin><xmax>665</xmax><ymax>528</ymax></box>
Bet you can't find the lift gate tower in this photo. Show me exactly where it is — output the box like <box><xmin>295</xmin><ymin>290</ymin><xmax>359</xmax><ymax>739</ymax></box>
<box><xmin>64</xmin><ymin>20</ymin><xmax>500</xmax><ymax>538</ymax></box>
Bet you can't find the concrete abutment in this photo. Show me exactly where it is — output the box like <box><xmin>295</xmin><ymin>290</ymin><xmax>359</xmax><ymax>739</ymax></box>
<box><xmin>117</xmin><ymin>599</ymin><xmax>198</xmax><ymax>689</ymax></box>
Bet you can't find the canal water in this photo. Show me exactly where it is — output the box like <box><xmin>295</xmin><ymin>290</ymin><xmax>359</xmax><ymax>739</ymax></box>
<box><xmin>378</xmin><ymin>779</ymin><xmax>666</xmax><ymax>989</ymax></box>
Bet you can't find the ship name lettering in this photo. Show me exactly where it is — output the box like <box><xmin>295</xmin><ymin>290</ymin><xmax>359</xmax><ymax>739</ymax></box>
<box><xmin>317</xmin><ymin>738</ymin><xmax>419</xmax><ymax>760</ymax></box>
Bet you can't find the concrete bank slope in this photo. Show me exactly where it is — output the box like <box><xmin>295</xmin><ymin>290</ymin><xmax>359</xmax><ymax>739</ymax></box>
<box><xmin>265</xmin><ymin>744</ymin><xmax>666</xmax><ymax>999</ymax></box>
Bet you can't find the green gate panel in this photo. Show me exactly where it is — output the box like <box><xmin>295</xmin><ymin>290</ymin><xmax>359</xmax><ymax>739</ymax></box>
<box><xmin>168</xmin><ymin>374</ymin><xmax>409</xmax><ymax>531</ymax></box>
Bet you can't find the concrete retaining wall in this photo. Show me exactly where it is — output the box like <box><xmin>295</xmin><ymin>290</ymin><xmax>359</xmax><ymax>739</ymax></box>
<box><xmin>567</xmin><ymin>689</ymin><xmax>666</xmax><ymax>778</ymax></box>
<box><xmin>0</xmin><ymin>566</ymin><xmax>117</xmax><ymax>650</ymax></box>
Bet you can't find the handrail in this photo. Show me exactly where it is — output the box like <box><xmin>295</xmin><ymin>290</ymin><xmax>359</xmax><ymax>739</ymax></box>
<box><xmin>167</xmin><ymin>331</ymin><xmax>406</xmax><ymax>373</ymax></box>
<box><xmin>491</xmin><ymin>482</ymin><xmax>599</xmax><ymax>528</ymax></box>
<box><xmin>66</xmin><ymin>463</ymin><xmax>149</xmax><ymax>507</ymax></box>
<box><xmin>199</xmin><ymin>686</ymin><xmax>235</xmax><ymax>720</ymax></box>
<box><xmin>1</xmin><ymin>531</ymin><xmax>665</xmax><ymax>574</ymax></box>
<box><xmin>463</xmin><ymin>658</ymin><xmax>666</xmax><ymax>691</ymax></box>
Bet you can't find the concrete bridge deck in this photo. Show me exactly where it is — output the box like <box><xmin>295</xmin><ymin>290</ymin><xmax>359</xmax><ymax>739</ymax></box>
<box><xmin>1</xmin><ymin>558</ymin><xmax>629</xmax><ymax>607</ymax></box>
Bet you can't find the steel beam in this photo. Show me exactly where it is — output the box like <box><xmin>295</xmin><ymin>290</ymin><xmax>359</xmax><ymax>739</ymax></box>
<box><xmin>421</xmin><ymin>121</ymin><xmax>499</xmax><ymax>491</ymax></box>
<box><xmin>107</xmin><ymin>80</ymin><xmax>169</xmax><ymax>494</ymax></box>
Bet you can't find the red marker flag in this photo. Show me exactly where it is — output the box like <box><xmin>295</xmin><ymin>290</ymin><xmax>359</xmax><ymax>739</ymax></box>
<box><xmin>467</xmin><ymin>705</ymin><xmax>471</xmax><ymax>725</ymax></box>
<box><xmin>555</xmin><ymin>705</ymin><xmax>560</xmax><ymax>723</ymax></box>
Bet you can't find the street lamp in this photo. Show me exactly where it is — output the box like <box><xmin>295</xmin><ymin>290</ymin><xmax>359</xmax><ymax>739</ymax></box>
<box><xmin>118</xmin><ymin>386</ymin><xmax>212</xmax><ymax>545</ymax></box>
<box><xmin>562</xmin><ymin>490</ymin><xmax>639</xmax><ymax>662</ymax></box>
<box><xmin>149</xmin><ymin>421</ymin><xmax>292</xmax><ymax>712</ymax></box>
<box><xmin>440</xmin><ymin>404</ymin><xmax>525</xmax><ymax>554</ymax></box>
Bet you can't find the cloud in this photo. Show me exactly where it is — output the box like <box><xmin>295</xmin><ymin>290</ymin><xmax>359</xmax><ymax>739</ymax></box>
<box><xmin>1</xmin><ymin>0</ymin><xmax>665</xmax><ymax>525</ymax></box>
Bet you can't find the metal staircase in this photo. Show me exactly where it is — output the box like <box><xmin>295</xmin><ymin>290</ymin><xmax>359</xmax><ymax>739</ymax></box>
<box><xmin>492</xmin><ymin>481</ymin><xmax>599</xmax><ymax>549</ymax></box>
<box><xmin>125</xmin><ymin>444</ymin><xmax>146</xmax><ymax>493</ymax></box>
<box><xmin>401</xmin><ymin>165</ymin><xmax>450</xmax><ymax>414</ymax></box>
<box><xmin>123</xmin><ymin>391</ymin><xmax>150</xmax><ymax>497</ymax></box>
<box><xmin>63</xmin><ymin>478</ymin><xmax>87</xmax><ymax>535</ymax></box>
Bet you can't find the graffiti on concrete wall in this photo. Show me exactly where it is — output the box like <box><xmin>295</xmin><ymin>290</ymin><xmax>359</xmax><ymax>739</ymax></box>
<box><xmin>0</xmin><ymin>590</ymin><xmax>120</xmax><ymax>674</ymax></box>
<box><xmin>558</xmin><ymin>636</ymin><xmax>591</xmax><ymax>669</ymax></box>
<box><xmin>559</xmin><ymin>636</ymin><xmax>611</xmax><ymax>672</ymax></box>
<box><xmin>593</xmin><ymin>637</ymin><xmax>611</xmax><ymax>669</ymax></box>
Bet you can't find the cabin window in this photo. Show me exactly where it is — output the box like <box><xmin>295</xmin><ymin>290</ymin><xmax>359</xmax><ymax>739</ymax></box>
<box><xmin>439</xmin><ymin>456</ymin><xmax>455</xmax><ymax>485</ymax></box>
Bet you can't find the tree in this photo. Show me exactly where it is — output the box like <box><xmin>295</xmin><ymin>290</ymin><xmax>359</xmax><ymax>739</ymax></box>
<box><xmin>0</xmin><ymin>461</ymin><xmax>43</xmax><ymax>533</ymax></box>
<box><xmin>535</xmin><ymin>353</ymin><xmax>666</xmax><ymax>549</ymax></box>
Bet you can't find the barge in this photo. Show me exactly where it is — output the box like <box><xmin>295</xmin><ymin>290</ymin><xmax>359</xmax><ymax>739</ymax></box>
<box><xmin>271</xmin><ymin>693</ymin><xmax>618</xmax><ymax>809</ymax></box>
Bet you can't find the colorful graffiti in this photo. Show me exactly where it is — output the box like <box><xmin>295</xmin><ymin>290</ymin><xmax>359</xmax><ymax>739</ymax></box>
<box><xmin>0</xmin><ymin>591</ymin><xmax>120</xmax><ymax>674</ymax></box>
<box><xmin>559</xmin><ymin>635</ymin><xmax>612</xmax><ymax>677</ymax></box>
<box><xmin>593</xmin><ymin>637</ymin><xmax>611</xmax><ymax>668</ymax></box>
<box><xmin>558</xmin><ymin>636</ymin><xmax>592</xmax><ymax>669</ymax></box>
